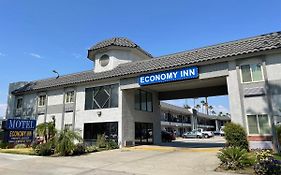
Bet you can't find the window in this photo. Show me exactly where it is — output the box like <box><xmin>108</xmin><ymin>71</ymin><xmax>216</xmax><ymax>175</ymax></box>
<box><xmin>84</xmin><ymin>84</ymin><xmax>119</xmax><ymax>110</ymax></box>
<box><xmin>247</xmin><ymin>114</ymin><xmax>271</xmax><ymax>135</ymax></box>
<box><xmin>99</xmin><ymin>54</ymin><xmax>110</xmax><ymax>67</ymax></box>
<box><xmin>65</xmin><ymin>91</ymin><xmax>74</xmax><ymax>103</ymax></box>
<box><xmin>16</xmin><ymin>98</ymin><xmax>23</xmax><ymax>109</ymax></box>
<box><xmin>38</xmin><ymin>95</ymin><xmax>46</xmax><ymax>107</ymax></box>
<box><xmin>84</xmin><ymin>122</ymin><xmax>118</xmax><ymax>142</ymax></box>
<box><xmin>134</xmin><ymin>90</ymin><xmax>153</xmax><ymax>112</ymax></box>
<box><xmin>135</xmin><ymin>122</ymin><xmax>153</xmax><ymax>145</ymax></box>
<box><xmin>241</xmin><ymin>64</ymin><xmax>263</xmax><ymax>83</ymax></box>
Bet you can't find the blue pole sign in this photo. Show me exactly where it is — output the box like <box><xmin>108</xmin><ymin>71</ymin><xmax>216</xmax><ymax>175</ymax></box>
<box><xmin>5</xmin><ymin>119</ymin><xmax>36</xmax><ymax>130</ymax></box>
<box><xmin>139</xmin><ymin>67</ymin><xmax>199</xmax><ymax>86</ymax></box>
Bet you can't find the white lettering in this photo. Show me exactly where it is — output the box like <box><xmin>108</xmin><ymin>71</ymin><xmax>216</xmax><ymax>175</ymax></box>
<box><xmin>145</xmin><ymin>76</ymin><xmax>150</xmax><ymax>82</ymax></box>
<box><xmin>15</xmin><ymin>121</ymin><xmax>21</xmax><ymax>128</ymax></box>
<box><xmin>140</xmin><ymin>77</ymin><xmax>144</xmax><ymax>83</ymax></box>
<box><xmin>160</xmin><ymin>74</ymin><xmax>166</xmax><ymax>80</ymax></box>
<box><xmin>155</xmin><ymin>74</ymin><xmax>161</xmax><ymax>81</ymax></box>
<box><xmin>182</xmin><ymin>70</ymin><xmax>189</xmax><ymax>77</ymax></box>
<box><xmin>189</xmin><ymin>68</ymin><xmax>195</xmax><ymax>76</ymax></box>
<box><xmin>8</xmin><ymin>120</ymin><xmax>15</xmax><ymax>129</ymax></box>
<box><xmin>172</xmin><ymin>72</ymin><xmax>178</xmax><ymax>78</ymax></box>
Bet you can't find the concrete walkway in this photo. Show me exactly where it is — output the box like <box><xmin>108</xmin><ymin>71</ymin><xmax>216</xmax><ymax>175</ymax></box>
<box><xmin>0</xmin><ymin>146</ymin><xmax>237</xmax><ymax>175</ymax></box>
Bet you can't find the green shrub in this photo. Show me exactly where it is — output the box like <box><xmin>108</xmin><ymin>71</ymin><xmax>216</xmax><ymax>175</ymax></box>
<box><xmin>0</xmin><ymin>130</ymin><xmax>4</xmax><ymax>140</ymax></box>
<box><xmin>34</xmin><ymin>142</ymin><xmax>53</xmax><ymax>156</ymax></box>
<box><xmin>86</xmin><ymin>145</ymin><xmax>98</xmax><ymax>153</ymax></box>
<box><xmin>217</xmin><ymin>147</ymin><xmax>254</xmax><ymax>170</ymax></box>
<box><xmin>73</xmin><ymin>143</ymin><xmax>86</xmax><ymax>155</ymax></box>
<box><xmin>224</xmin><ymin>122</ymin><xmax>249</xmax><ymax>150</ymax></box>
<box><xmin>96</xmin><ymin>134</ymin><xmax>107</xmax><ymax>148</ymax></box>
<box><xmin>106</xmin><ymin>139</ymin><xmax>119</xmax><ymax>150</ymax></box>
<box><xmin>0</xmin><ymin>141</ymin><xmax>9</xmax><ymax>149</ymax></box>
<box><xmin>255</xmin><ymin>149</ymin><xmax>273</xmax><ymax>162</ymax></box>
<box><xmin>14</xmin><ymin>144</ymin><xmax>26</xmax><ymax>149</ymax></box>
<box><xmin>55</xmin><ymin>128</ymin><xmax>82</xmax><ymax>156</ymax></box>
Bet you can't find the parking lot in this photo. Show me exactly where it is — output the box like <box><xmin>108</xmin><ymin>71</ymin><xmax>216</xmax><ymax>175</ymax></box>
<box><xmin>0</xmin><ymin>137</ymin><xmax>227</xmax><ymax>175</ymax></box>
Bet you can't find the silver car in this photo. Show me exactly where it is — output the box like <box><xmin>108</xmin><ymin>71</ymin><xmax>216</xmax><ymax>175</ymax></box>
<box><xmin>182</xmin><ymin>130</ymin><xmax>203</xmax><ymax>138</ymax></box>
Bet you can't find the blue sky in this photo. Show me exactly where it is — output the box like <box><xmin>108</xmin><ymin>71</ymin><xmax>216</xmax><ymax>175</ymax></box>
<box><xmin>0</xmin><ymin>0</ymin><xmax>281</xmax><ymax>117</ymax></box>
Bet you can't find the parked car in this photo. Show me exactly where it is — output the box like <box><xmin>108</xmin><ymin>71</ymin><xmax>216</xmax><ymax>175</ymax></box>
<box><xmin>220</xmin><ymin>126</ymin><xmax>225</xmax><ymax>136</ymax></box>
<box><xmin>213</xmin><ymin>130</ymin><xmax>221</xmax><ymax>136</ymax></box>
<box><xmin>182</xmin><ymin>130</ymin><xmax>203</xmax><ymax>138</ymax></box>
<box><xmin>196</xmin><ymin>129</ymin><xmax>214</xmax><ymax>138</ymax></box>
<box><xmin>161</xmin><ymin>131</ymin><xmax>175</xmax><ymax>142</ymax></box>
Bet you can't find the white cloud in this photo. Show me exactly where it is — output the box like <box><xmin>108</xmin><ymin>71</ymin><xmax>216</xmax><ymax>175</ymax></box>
<box><xmin>29</xmin><ymin>53</ymin><xmax>42</xmax><ymax>58</ymax></box>
<box><xmin>0</xmin><ymin>52</ymin><xmax>6</xmax><ymax>56</ymax></box>
<box><xmin>213</xmin><ymin>105</ymin><xmax>229</xmax><ymax>114</ymax></box>
<box><xmin>0</xmin><ymin>104</ymin><xmax>7</xmax><ymax>118</ymax></box>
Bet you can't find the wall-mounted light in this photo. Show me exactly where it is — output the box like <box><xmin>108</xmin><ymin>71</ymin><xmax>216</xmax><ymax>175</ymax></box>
<box><xmin>97</xmin><ymin>111</ymin><xmax>102</xmax><ymax>117</ymax></box>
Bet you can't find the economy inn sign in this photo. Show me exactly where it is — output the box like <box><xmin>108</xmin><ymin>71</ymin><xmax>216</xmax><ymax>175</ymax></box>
<box><xmin>139</xmin><ymin>67</ymin><xmax>199</xmax><ymax>86</ymax></box>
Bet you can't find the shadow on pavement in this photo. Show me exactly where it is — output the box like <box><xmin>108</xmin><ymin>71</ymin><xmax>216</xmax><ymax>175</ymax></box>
<box><xmin>156</xmin><ymin>140</ymin><xmax>225</xmax><ymax>148</ymax></box>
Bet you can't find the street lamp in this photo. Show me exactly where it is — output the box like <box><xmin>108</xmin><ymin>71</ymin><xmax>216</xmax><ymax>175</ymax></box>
<box><xmin>52</xmin><ymin>70</ymin><xmax>60</xmax><ymax>79</ymax></box>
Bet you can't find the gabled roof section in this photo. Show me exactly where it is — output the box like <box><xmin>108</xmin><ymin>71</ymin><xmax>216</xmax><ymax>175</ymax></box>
<box><xmin>88</xmin><ymin>37</ymin><xmax>153</xmax><ymax>58</ymax></box>
<box><xmin>13</xmin><ymin>31</ymin><xmax>281</xmax><ymax>94</ymax></box>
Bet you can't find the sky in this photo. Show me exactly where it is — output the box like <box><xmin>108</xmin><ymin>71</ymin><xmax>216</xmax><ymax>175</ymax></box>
<box><xmin>0</xmin><ymin>0</ymin><xmax>281</xmax><ymax>117</ymax></box>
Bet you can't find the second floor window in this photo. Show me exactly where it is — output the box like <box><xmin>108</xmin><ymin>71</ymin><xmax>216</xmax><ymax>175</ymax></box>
<box><xmin>241</xmin><ymin>64</ymin><xmax>263</xmax><ymax>83</ymax></box>
<box><xmin>38</xmin><ymin>95</ymin><xmax>46</xmax><ymax>107</ymax></box>
<box><xmin>85</xmin><ymin>84</ymin><xmax>119</xmax><ymax>110</ymax></box>
<box><xmin>135</xmin><ymin>90</ymin><xmax>153</xmax><ymax>112</ymax></box>
<box><xmin>16</xmin><ymin>98</ymin><xmax>23</xmax><ymax>109</ymax></box>
<box><xmin>65</xmin><ymin>91</ymin><xmax>74</xmax><ymax>103</ymax></box>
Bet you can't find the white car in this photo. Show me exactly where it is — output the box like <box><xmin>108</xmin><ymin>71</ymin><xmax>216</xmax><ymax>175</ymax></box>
<box><xmin>196</xmin><ymin>129</ymin><xmax>214</xmax><ymax>138</ymax></box>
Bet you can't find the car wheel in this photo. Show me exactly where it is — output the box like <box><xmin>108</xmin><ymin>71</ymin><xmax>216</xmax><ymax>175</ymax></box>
<box><xmin>204</xmin><ymin>134</ymin><xmax>209</xmax><ymax>138</ymax></box>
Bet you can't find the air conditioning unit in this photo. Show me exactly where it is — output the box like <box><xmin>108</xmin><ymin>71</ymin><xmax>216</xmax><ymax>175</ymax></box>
<box><xmin>124</xmin><ymin>140</ymin><xmax>134</xmax><ymax>147</ymax></box>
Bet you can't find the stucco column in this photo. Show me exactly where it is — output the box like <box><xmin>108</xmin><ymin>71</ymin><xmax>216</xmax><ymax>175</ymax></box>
<box><xmin>215</xmin><ymin>120</ymin><xmax>219</xmax><ymax>132</ymax></box>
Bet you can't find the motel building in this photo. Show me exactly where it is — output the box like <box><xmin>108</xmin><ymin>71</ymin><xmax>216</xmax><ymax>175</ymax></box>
<box><xmin>160</xmin><ymin>102</ymin><xmax>230</xmax><ymax>136</ymax></box>
<box><xmin>5</xmin><ymin>31</ymin><xmax>281</xmax><ymax>149</ymax></box>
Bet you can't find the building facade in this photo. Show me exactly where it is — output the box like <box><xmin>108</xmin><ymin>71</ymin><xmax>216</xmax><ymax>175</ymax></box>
<box><xmin>160</xmin><ymin>102</ymin><xmax>230</xmax><ymax>136</ymax></box>
<box><xmin>5</xmin><ymin>32</ymin><xmax>281</xmax><ymax>149</ymax></box>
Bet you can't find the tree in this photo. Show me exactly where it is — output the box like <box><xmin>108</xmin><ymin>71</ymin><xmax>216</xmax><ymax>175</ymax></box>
<box><xmin>195</xmin><ymin>104</ymin><xmax>201</xmax><ymax>111</ymax></box>
<box><xmin>211</xmin><ymin>110</ymin><xmax>216</xmax><ymax>115</ymax></box>
<box><xmin>55</xmin><ymin>128</ymin><xmax>83</xmax><ymax>156</ymax></box>
<box><xmin>208</xmin><ymin>105</ymin><xmax>213</xmax><ymax>114</ymax></box>
<box><xmin>36</xmin><ymin>122</ymin><xmax>57</xmax><ymax>143</ymax></box>
<box><xmin>200</xmin><ymin>100</ymin><xmax>205</xmax><ymax>112</ymax></box>
<box><xmin>218</xmin><ymin>112</ymin><xmax>223</xmax><ymax>116</ymax></box>
<box><xmin>183</xmin><ymin>104</ymin><xmax>191</xmax><ymax>109</ymax></box>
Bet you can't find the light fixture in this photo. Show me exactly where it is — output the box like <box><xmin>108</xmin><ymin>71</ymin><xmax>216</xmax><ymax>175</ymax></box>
<box><xmin>52</xmin><ymin>70</ymin><xmax>60</xmax><ymax>79</ymax></box>
<box><xmin>97</xmin><ymin>111</ymin><xmax>102</xmax><ymax>117</ymax></box>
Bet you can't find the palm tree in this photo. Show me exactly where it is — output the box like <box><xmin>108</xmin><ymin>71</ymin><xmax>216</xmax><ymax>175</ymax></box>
<box><xmin>218</xmin><ymin>112</ymin><xmax>223</xmax><ymax>116</ymax></box>
<box><xmin>208</xmin><ymin>105</ymin><xmax>213</xmax><ymax>114</ymax></box>
<box><xmin>204</xmin><ymin>97</ymin><xmax>209</xmax><ymax>115</ymax></box>
<box><xmin>183</xmin><ymin>104</ymin><xmax>191</xmax><ymax>109</ymax></box>
<box><xmin>203</xmin><ymin>102</ymin><xmax>209</xmax><ymax>114</ymax></box>
<box><xmin>195</xmin><ymin>104</ymin><xmax>201</xmax><ymax>111</ymax></box>
<box><xmin>55</xmin><ymin>128</ymin><xmax>82</xmax><ymax>156</ymax></box>
<box><xmin>211</xmin><ymin>110</ymin><xmax>216</xmax><ymax>115</ymax></box>
<box><xmin>200</xmin><ymin>100</ymin><xmax>205</xmax><ymax>113</ymax></box>
<box><xmin>36</xmin><ymin>122</ymin><xmax>57</xmax><ymax>143</ymax></box>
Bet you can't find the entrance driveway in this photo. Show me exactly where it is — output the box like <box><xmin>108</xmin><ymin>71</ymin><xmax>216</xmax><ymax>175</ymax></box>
<box><xmin>0</xmin><ymin>137</ymin><xmax>231</xmax><ymax>175</ymax></box>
